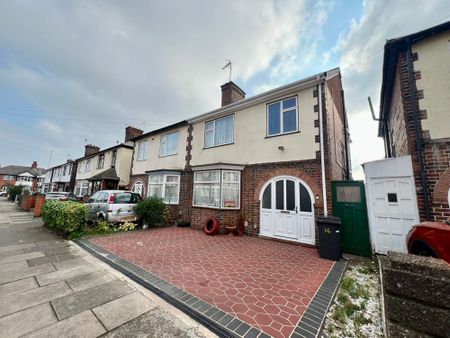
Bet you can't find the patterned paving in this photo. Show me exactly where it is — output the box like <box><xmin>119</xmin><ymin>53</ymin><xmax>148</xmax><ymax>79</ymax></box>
<box><xmin>91</xmin><ymin>227</ymin><xmax>336</xmax><ymax>338</ymax></box>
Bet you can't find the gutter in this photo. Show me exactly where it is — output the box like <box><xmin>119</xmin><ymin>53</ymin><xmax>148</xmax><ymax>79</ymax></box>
<box><xmin>318</xmin><ymin>75</ymin><xmax>328</xmax><ymax>216</ymax></box>
<box><xmin>405</xmin><ymin>39</ymin><xmax>431</xmax><ymax>220</ymax></box>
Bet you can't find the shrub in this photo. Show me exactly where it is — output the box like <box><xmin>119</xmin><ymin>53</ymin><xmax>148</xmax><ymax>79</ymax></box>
<box><xmin>7</xmin><ymin>185</ymin><xmax>24</xmax><ymax>201</ymax></box>
<box><xmin>118</xmin><ymin>221</ymin><xmax>136</xmax><ymax>232</ymax></box>
<box><xmin>134</xmin><ymin>196</ymin><xmax>168</xmax><ymax>227</ymax></box>
<box><xmin>42</xmin><ymin>200</ymin><xmax>88</xmax><ymax>235</ymax></box>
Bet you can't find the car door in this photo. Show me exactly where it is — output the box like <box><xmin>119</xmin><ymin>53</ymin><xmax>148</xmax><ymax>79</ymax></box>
<box><xmin>87</xmin><ymin>192</ymin><xmax>100</xmax><ymax>220</ymax></box>
<box><xmin>96</xmin><ymin>192</ymin><xmax>109</xmax><ymax>219</ymax></box>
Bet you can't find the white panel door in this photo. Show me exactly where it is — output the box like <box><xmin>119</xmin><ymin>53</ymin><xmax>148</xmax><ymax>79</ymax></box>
<box><xmin>273</xmin><ymin>179</ymin><xmax>298</xmax><ymax>239</ymax></box>
<box><xmin>370</xmin><ymin>177</ymin><xmax>419</xmax><ymax>254</ymax></box>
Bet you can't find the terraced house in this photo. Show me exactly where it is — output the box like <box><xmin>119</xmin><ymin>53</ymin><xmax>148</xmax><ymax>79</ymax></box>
<box><xmin>41</xmin><ymin>160</ymin><xmax>77</xmax><ymax>193</ymax></box>
<box><xmin>131</xmin><ymin>67</ymin><xmax>351</xmax><ymax>245</ymax></box>
<box><xmin>74</xmin><ymin>127</ymin><xmax>141</xmax><ymax>197</ymax></box>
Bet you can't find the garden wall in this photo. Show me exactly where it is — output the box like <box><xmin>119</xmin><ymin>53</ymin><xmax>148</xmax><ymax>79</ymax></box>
<box><xmin>382</xmin><ymin>252</ymin><xmax>450</xmax><ymax>337</ymax></box>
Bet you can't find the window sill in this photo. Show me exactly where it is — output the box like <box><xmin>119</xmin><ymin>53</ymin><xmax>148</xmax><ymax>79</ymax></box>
<box><xmin>265</xmin><ymin>130</ymin><xmax>300</xmax><ymax>139</ymax></box>
<box><xmin>136</xmin><ymin>158</ymin><xmax>147</xmax><ymax>162</ymax></box>
<box><xmin>158</xmin><ymin>153</ymin><xmax>178</xmax><ymax>158</ymax></box>
<box><xmin>192</xmin><ymin>205</ymin><xmax>240</xmax><ymax>211</ymax></box>
<box><xmin>203</xmin><ymin>142</ymin><xmax>234</xmax><ymax>150</ymax></box>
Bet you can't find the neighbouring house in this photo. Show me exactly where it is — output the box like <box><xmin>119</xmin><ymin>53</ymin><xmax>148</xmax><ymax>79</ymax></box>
<box><xmin>74</xmin><ymin>127</ymin><xmax>142</xmax><ymax>197</ymax></box>
<box><xmin>132</xmin><ymin>68</ymin><xmax>350</xmax><ymax>245</ymax></box>
<box><xmin>0</xmin><ymin>161</ymin><xmax>46</xmax><ymax>192</ymax></box>
<box><xmin>377</xmin><ymin>21</ymin><xmax>450</xmax><ymax>223</ymax></box>
<box><xmin>41</xmin><ymin>160</ymin><xmax>77</xmax><ymax>193</ymax></box>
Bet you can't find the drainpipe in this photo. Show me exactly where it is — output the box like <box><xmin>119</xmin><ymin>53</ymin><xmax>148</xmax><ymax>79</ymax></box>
<box><xmin>405</xmin><ymin>39</ymin><xmax>431</xmax><ymax>221</ymax></box>
<box><xmin>318</xmin><ymin>77</ymin><xmax>328</xmax><ymax>216</ymax></box>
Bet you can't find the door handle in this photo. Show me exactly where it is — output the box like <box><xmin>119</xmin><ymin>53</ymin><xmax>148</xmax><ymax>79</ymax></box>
<box><xmin>295</xmin><ymin>206</ymin><xmax>298</xmax><ymax>214</ymax></box>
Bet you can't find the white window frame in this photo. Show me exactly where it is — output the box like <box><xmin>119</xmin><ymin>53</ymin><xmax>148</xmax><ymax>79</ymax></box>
<box><xmin>147</xmin><ymin>174</ymin><xmax>180</xmax><ymax>205</ymax></box>
<box><xmin>266</xmin><ymin>96</ymin><xmax>298</xmax><ymax>137</ymax></box>
<box><xmin>75</xmin><ymin>181</ymin><xmax>90</xmax><ymax>197</ymax></box>
<box><xmin>85</xmin><ymin>159</ymin><xmax>91</xmax><ymax>172</ymax></box>
<box><xmin>97</xmin><ymin>154</ymin><xmax>105</xmax><ymax>169</ymax></box>
<box><xmin>204</xmin><ymin>115</ymin><xmax>234</xmax><ymax>148</ymax></box>
<box><xmin>111</xmin><ymin>150</ymin><xmax>117</xmax><ymax>167</ymax></box>
<box><xmin>131</xmin><ymin>181</ymin><xmax>144</xmax><ymax>196</ymax></box>
<box><xmin>193</xmin><ymin>170</ymin><xmax>241</xmax><ymax>209</ymax></box>
<box><xmin>159</xmin><ymin>131</ymin><xmax>179</xmax><ymax>157</ymax></box>
<box><xmin>137</xmin><ymin>141</ymin><xmax>148</xmax><ymax>161</ymax></box>
<box><xmin>3</xmin><ymin>175</ymin><xmax>14</xmax><ymax>180</ymax></box>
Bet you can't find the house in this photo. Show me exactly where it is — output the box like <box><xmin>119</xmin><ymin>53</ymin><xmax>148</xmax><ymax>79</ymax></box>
<box><xmin>0</xmin><ymin>161</ymin><xmax>46</xmax><ymax>192</ymax></box>
<box><xmin>74</xmin><ymin>127</ymin><xmax>142</xmax><ymax>197</ymax></box>
<box><xmin>41</xmin><ymin>160</ymin><xmax>77</xmax><ymax>193</ymax></box>
<box><xmin>132</xmin><ymin>68</ymin><xmax>350</xmax><ymax>245</ymax></box>
<box><xmin>377</xmin><ymin>21</ymin><xmax>450</xmax><ymax>223</ymax></box>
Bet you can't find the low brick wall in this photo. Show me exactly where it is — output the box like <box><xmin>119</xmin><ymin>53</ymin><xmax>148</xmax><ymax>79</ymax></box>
<box><xmin>34</xmin><ymin>195</ymin><xmax>46</xmax><ymax>217</ymax></box>
<box><xmin>382</xmin><ymin>252</ymin><xmax>450</xmax><ymax>337</ymax></box>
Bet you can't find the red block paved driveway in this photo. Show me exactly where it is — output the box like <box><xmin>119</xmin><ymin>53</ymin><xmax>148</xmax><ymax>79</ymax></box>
<box><xmin>92</xmin><ymin>227</ymin><xmax>334</xmax><ymax>338</ymax></box>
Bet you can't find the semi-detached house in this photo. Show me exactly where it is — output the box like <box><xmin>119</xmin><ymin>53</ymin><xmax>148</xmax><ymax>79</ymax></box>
<box><xmin>130</xmin><ymin>67</ymin><xmax>350</xmax><ymax>245</ymax></box>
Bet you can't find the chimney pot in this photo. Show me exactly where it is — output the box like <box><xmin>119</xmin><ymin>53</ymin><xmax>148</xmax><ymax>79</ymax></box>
<box><xmin>125</xmin><ymin>126</ymin><xmax>144</xmax><ymax>142</ymax></box>
<box><xmin>221</xmin><ymin>81</ymin><xmax>245</xmax><ymax>107</ymax></box>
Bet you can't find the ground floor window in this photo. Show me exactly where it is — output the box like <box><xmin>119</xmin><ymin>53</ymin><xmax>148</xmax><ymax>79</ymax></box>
<box><xmin>193</xmin><ymin>170</ymin><xmax>240</xmax><ymax>209</ymax></box>
<box><xmin>148</xmin><ymin>174</ymin><xmax>180</xmax><ymax>204</ymax></box>
<box><xmin>75</xmin><ymin>181</ymin><xmax>90</xmax><ymax>197</ymax></box>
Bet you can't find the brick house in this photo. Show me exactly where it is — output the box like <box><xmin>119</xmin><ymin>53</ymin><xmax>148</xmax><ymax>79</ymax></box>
<box><xmin>41</xmin><ymin>160</ymin><xmax>77</xmax><ymax>193</ymax></box>
<box><xmin>0</xmin><ymin>161</ymin><xmax>46</xmax><ymax>192</ymax></box>
<box><xmin>131</xmin><ymin>68</ymin><xmax>350</xmax><ymax>245</ymax></box>
<box><xmin>378</xmin><ymin>21</ymin><xmax>450</xmax><ymax>222</ymax></box>
<box><xmin>74</xmin><ymin>127</ymin><xmax>142</xmax><ymax>197</ymax></box>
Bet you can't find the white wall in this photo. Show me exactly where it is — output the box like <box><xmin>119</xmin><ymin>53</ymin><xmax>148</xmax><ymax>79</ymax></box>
<box><xmin>190</xmin><ymin>86</ymin><xmax>318</xmax><ymax>166</ymax></box>
<box><xmin>413</xmin><ymin>31</ymin><xmax>450</xmax><ymax>139</ymax></box>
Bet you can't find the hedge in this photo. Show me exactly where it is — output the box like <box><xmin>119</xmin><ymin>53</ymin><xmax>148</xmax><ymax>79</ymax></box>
<box><xmin>42</xmin><ymin>200</ymin><xmax>88</xmax><ymax>234</ymax></box>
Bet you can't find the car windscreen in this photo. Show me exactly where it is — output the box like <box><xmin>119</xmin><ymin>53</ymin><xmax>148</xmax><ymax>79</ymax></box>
<box><xmin>113</xmin><ymin>193</ymin><xmax>140</xmax><ymax>204</ymax></box>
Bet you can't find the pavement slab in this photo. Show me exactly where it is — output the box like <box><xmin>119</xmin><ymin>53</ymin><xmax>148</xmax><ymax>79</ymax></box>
<box><xmin>0</xmin><ymin>251</ymin><xmax>45</xmax><ymax>264</ymax></box>
<box><xmin>66</xmin><ymin>269</ymin><xmax>118</xmax><ymax>292</ymax></box>
<box><xmin>27</xmin><ymin>252</ymin><xmax>78</xmax><ymax>267</ymax></box>
<box><xmin>0</xmin><ymin>280</ymin><xmax>72</xmax><ymax>317</ymax></box>
<box><xmin>0</xmin><ymin>260</ymin><xmax>29</xmax><ymax>273</ymax></box>
<box><xmin>0</xmin><ymin>242</ymin><xmax>36</xmax><ymax>253</ymax></box>
<box><xmin>51</xmin><ymin>279</ymin><xmax>135</xmax><ymax>320</ymax></box>
<box><xmin>92</xmin><ymin>291</ymin><xmax>158</xmax><ymax>330</ymax></box>
<box><xmin>0</xmin><ymin>303</ymin><xmax>57</xmax><ymax>338</ymax></box>
<box><xmin>0</xmin><ymin>277</ymin><xmax>38</xmax><ymax>297</ymax></box>
<box><xmin>36</xmin><ymin>263</ymin><xmax>99</xmax><ymax>286</ymax></box>
<box><xmin>22</xmin><ymin>310</ymin><xmax>106</xmax><ymax>338</ymax></box>
<box><xmin>0</xmin><ymin>262</ymin><xmax>55</xmax><ymax>285</ymax></box>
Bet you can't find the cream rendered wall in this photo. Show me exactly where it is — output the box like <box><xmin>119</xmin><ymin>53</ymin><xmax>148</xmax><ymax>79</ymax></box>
<box><xmin>75</xmin><ymin>157</ymin><xmax>95</xmax><ymax>180</ymax></box>
<box><xmin>132</xmin><ymin>127</ymin><xmax>188</xmax><ymax>175</ymax></box>
<box><xmin>190</xmin><ymin>86</ymin><xmax>319</xmax><ymax>166</ymax></box>
<box><xmin>115</xmin><ymin>147</ymin><xmax>133</xmax><ymax>186</ymax></box>
<box><xmin>413</xmin><ymin>31</ymin><xmax>450</xmax><ymax>139</ymax></box>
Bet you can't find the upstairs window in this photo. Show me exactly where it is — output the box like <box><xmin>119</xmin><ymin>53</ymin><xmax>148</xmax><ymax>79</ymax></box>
<box><xmin>267</xmin><ymin>96</ymin><xmax>298</xmax><ymax>136</ymax></box>
<box><xmin>137</xmin><ymin>141</ymin><xmax>147</xmax><ymax>161</ymax></box>
<box><xmin>97</xmin><ymin>154</ymin><xmax>105</xmax><ymax>169</ymax></box>
<box><xmin>204</xmin><ymin>115</ymin><xmax>234</xmax><ymax>148</ymax></box>
<box><xmin>85</xmin><ymin>159</ymin><xmax>91</xmax><ymax>172</ymax></box>
<box><xmin>111</xmin><ymin>150</ymin><xmax>117</xmax><ymax>167</ymax></box>
<box><xmin>160</xmin><ymin>131</ymin><xmax>179</xmax><ymax>156</ymax></box>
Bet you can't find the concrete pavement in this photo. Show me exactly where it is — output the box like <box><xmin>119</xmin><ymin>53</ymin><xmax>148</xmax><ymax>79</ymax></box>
<box><xmin>0</xmin><ymin>197</ymin><xmax>215</xmax><ymax>338</ymax></box>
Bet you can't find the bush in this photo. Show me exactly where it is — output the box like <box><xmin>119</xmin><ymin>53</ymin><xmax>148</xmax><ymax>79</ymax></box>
<box><xmin>7</xmin><ymin>185</ymin><xmax>24</xmax><ymax>201</ymax></box>
<box><xmin>42</xmin><ymin>200</ymin><xmax>88</xmax><ymax>235</ymax></box>
<box><xmin>134</xmin><ymin>196</ymin><xmax>168</xmax><ymax>227</ymax></box>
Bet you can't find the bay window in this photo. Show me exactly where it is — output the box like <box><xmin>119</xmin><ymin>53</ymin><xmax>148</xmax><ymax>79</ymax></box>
<box><xmin>267</xmin><ymin>96</ymin><xmax>298</xmax><ymax>136</ymax></box>
<box><xmin>148</xmin><ymin>174</ymin><xmax>180</xmax><ymax>204</ymax></box>
<box><xmin>160</xmin><ymin>131</ymin><xmax>179</xmax><ymax>156</ymax></box>
<box><xmin>193</xmin><ymin>170</ymin><xmax>240</xmax><ymax>209</ymax></box>
<box><xmin>204</xmin><ymin>115</ymin><xmax>234</xmax><ymax>148</ymax></box>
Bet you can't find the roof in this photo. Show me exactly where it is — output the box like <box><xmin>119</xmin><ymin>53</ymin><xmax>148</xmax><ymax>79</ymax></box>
<box><xmin>87</xmin><ymin>167</ymin><xmax>120</xmax><ymax>181</ymax></box>
<box><xmin>47</xmin><ymin>160</ymin><xmax>75</xmax><ymax>171</ymax></box>
<box><xmin>378</xmin><ymin>21</ymin><xmax>450</xmax><ymax>136</ymax></box>
<box><xmin>76</xmin><ymin>142</ymin><xmax>134</xmax><ymax>161</ymax></box>
<box><xmin>0</xmin><ymin>165</ymin><xmax>46</xmax><ymax>177</ymax></box>
<box><xmin>130</xmin><ymin>121</ymin><xmax>188</xmax><ymax>142</ymax></box>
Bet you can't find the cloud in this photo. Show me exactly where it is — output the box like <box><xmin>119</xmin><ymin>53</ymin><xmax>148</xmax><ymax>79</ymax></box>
<box><xmin>330</xmin><ymin>0</ymin><xmax>450</xmax><ymax>179</ymax></box>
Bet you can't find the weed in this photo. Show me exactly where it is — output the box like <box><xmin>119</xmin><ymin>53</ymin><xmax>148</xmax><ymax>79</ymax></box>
<box><xmin>340</xmin><ymin>277</ymin><xmax>355</xmax><ymax>292</ymax></box>
<box><xmin>337</xmin><ymin>292</ymin><xmax>351</xmax><ymax>305</ymax></box>
<box><xmin>332</xmin><ymin>306</ymin><xmax>347</xmax><ymax>323</ymax></box>
<box><xmin>343</xmin><ymin>298</ymin><xmax>359</xmax><ymax>317</ymax></box>
<box><xmin>354</xmin><ymin>312</ymin><xmax>372</xmax><ymax>326</ymax></box>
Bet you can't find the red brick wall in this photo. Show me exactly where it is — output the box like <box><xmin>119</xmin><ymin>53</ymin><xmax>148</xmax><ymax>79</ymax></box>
<box><xmin>0</xmin><ymin>176</ymin><xmax>16</xmax><ymax>191</ymax></box>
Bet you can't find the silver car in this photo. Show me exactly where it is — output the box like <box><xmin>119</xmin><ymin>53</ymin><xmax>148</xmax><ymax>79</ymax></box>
<box><xmin>86</xmin><ymin>190</ymin><xmax>141</xmax><ymax>224</ymax></box>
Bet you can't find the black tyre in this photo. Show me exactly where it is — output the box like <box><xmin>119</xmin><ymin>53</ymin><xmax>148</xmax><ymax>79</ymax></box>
<box><xmin>411</xmin><ymin>242</ymin><xmax>437</xmax><ymax>258</ymax></box>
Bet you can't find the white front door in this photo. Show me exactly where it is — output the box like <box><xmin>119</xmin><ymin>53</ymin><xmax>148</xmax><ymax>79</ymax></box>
<box><xmin>369</xmin><ymin>176</ymin><xmax>419</xmax><ymax>254</ymax></box>
<box><xmin>260</xmin><ymin>176</ymin><xmax>315</xmax><ymax>244</ymax></box>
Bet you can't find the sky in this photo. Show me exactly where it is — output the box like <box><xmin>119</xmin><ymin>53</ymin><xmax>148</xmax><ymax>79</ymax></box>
<box><xmin>0</xmin><ymin>0</ymin><xmax>449</xmax><ymax>179</ymax></box>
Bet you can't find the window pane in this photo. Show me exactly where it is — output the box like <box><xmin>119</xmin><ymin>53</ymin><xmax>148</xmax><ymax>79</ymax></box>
<box><xmin>275</xmin><ymin>180</ymin><xmax>284</xmax><ymax>210</ymax></box>
<box><xmin>223</xmin><ymin>171</ymin><xmax>239</xmax><ymax>182</ymax></box>
<box><xmin>300</xmin><ymin>183</ymin><xmax>312</xmax><ymax>212</ymax></box>
<box><xmin>214</xmin><ymin>116</ymin><xmax>233</xmax><ymax>145</ymax></box>
<box><xmin>283</xmin><ymin>109</ymin><xmax>297</xmax><ymax>133</ymax></box>
<box><xmin>283</xmin><ymin>97</ymin><xmax>296</xmax><ymax>109</ymax></box>
<box><xmin>336</xmin><ymin>186</ymin><xmax>361</xmax><ymax>203</ymax></box>
<box><xmin>165</xmin><ymin>184</ymin><xmax>179</xmax><ymax>204</ymax></box>
<box><xmin>262</xmin><ymin>184</ymin><xmax>271</xmax><ymax>209</ymax></box>
<box><xmin>166</xmin><ymin>175</ymin><xmax>179</xmax><ymax>183</ymax></box>
<box><xmin>286</xmin><ymin>180</ymin><xmax>295</xmax><ymax>211</ymax></box>
<box><xmin>268</xmin><ymin>102</ymin><xmax>280</xmax><ymax>135</ymax></box>
<box><xmin>149</xmin><ymin>175</ymin><xmax>163</xmax><ymax>184</ymax></box>
<box><xmin>149</xmin><ymin>184</ymin><xmax>163</xmax><ymax>198</ymax></box>
<box><xmin>167</xmin><ymin>132</ymin><xmax>178</xmax><ymax>155</ymax></box>
<box><xmin>193</xmin><ymin>182</ymin><xmax>220</xmax><ymax>207</ymax></box>
<box><xmin>195</xmin><ymin>170</ymin><xmax>220</xmax><ymax>182</ymax></box>
<box><xmin>205</xmin><ymin>129</ymin><xmax>213</xmax><ymax>148</ymax></box>
<box><xmin>222</xmin><ymin>182</ymin><xmax>239</xmax><ymax>208</ymax></box>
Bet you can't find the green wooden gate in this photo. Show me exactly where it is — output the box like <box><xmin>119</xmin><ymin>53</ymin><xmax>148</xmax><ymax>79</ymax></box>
<box><xmin>332</xmin><ymin>181</ymin><xmax>371</xmax><ymax>257</ymax></box>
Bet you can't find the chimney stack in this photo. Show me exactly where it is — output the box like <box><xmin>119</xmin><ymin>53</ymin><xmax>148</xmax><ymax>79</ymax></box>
<box><xmin>31</xmin><ymin>161</ymin><xmax>38</xmax><ymax>169</ymax></box>
<box><xmin>221</xmin><ymin>81</ymin><xmax>245</xmax><ymax>107</ymax></box>
<box><xmin>125</xmin><ymin>126</ymin><xmax>144</xmax><ymax>142</ymax></box>
<box><xmin>84</xmin><ymin>144</ymin><xmax>100</xmax><ymax>157</ymax></box>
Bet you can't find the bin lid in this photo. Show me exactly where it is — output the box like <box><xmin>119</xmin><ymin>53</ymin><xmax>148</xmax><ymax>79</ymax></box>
<box><xmin>316</xmin><ymin>215</ymin><xmax>342</xmax><ymax>225</ymax></box>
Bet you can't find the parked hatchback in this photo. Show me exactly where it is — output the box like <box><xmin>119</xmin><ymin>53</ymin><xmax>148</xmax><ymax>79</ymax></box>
<box><xmin>86</xmin><ymin>190</ymin><xmax>141</xmax><ymax>224</ymax></box>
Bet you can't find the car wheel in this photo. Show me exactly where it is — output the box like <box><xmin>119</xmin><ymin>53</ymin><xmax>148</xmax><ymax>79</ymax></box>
<box><xmin>411</xmin><ymin>242</ymin><xmax>437</xmax><ymax>258</ymax></box>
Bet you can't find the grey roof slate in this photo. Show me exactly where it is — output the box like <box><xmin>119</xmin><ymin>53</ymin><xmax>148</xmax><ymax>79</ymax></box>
<box><xmin>87</xmin><ymin>167</ymin><xmax>120</xmax><ymax>181</ymax></box>
<box><xmin>0</xmin><ymin>165</ymin><xmax>46</xmax><ymax>177</ymax></box>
